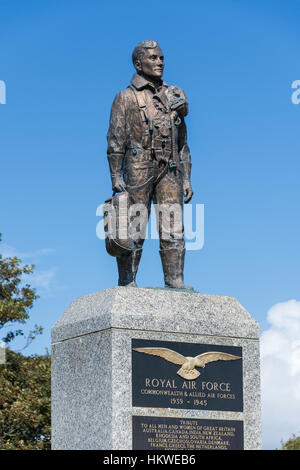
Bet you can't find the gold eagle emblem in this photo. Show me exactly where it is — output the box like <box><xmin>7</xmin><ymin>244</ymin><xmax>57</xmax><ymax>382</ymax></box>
<box><xmin>133</xmin><ymin>347</ymin><xmax>241</xmax><ymax>380</ymax></box>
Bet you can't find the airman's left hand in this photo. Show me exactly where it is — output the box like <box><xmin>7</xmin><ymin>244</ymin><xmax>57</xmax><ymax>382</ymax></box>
<box><xmin>183</xmin><ymin>180</ymin><xmax>193</xmax><ymax>203</ymax></box>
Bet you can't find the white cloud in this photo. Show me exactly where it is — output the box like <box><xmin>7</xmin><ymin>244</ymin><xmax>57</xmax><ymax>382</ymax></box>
<box><xmin>261</xmin><ymin>300</ymin><xmax>300</xmax><ymax>449</ymax></box>
<box><xmin>29</xmin><ymin>267</ymin><xmax>57</xmax><ymax>292</ymax></box>
<box><xmin>1</xmin><ymin>243</ymin><xmax>57</xmax><ymax>293</ymax></box>
<box><xmin>1</xmin><ymin>244</ymin><xmax>54</xmax><ymax>260</ymax></box>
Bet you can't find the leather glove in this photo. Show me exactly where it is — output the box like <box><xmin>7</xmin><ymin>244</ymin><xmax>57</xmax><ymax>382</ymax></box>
<box><xmin>183</xmin><ymin>180</ymin><xmax>193</xmax><ymax>203</ymax></box>
<box><xmin>112</xmin><ymin>175</ymin><xmax>126</xmax><ymax>193</ymax></box>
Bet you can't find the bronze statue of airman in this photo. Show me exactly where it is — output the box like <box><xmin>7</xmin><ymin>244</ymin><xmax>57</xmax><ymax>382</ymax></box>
<box><xmin>106</xmin><ymin>40</ymin><xmax>193</xmax><ymax>289</ymax></box>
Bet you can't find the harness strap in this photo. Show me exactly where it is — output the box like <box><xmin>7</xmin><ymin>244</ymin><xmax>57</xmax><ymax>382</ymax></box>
<box><xmin>128</xmin><ymin>85</ymin><xmax>177</xmax><ymax>176</ymax></box>
<box><xmin>129</xmin><ymin>85</ymin><xmax>154</xmax><ymax>154</ymax></box>
<box><xmin>128</xmin><ymin>86</ymin><xmax>148</xmax><ymax>124</ymax></box>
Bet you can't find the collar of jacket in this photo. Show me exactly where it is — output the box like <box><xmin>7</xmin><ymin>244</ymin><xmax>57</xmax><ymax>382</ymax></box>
<box><xmin>130</xmin><ymin>73</ymin><xmax>168</xmax><ymax>91</ymax></box>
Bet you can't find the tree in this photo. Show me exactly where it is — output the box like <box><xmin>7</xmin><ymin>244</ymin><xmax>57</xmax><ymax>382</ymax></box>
<box><xmin>0</xmin><ymin>349</ymin><xmax>51</xmax><ymax>450</ymax></box>
<box><xmin>0</xmin><ymin>233</ymin><xmax>42</xmax><ymax>346</ymax></box>
<box><xmin>0</xmin><ymin>234</ymin><xmax>51</xmax><ymax>449</ymax></box>
<box><xmin>280</xmin><ymin>434</ymin><xmax>300</xmax><ymax>450</ymax></box>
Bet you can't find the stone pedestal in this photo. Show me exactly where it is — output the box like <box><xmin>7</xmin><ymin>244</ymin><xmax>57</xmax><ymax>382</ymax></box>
<box><xmin>51</xmin><ymin>287</ymin><xmax>261</xmax><ymax>450</ymax></box>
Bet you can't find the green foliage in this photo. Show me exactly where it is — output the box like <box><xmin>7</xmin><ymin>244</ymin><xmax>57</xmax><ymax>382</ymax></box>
<box><xmin>280</xmin><ymin>434</ymin><xmax>300</xmax><ymax>450</ymax></box>
<box><xmin>0</xmin><ymin>349</ymin><xmax>51</xmax><ymax>450</ymax></box>
<box><xmin>0</xmin><ymin>233</ymin><xmax>42</xmax><ymax>345</ymax></box>
<box><xmin>0</xmin><ymin>233</ymin><xmax>51</xmax><ymax>450</ymax></box>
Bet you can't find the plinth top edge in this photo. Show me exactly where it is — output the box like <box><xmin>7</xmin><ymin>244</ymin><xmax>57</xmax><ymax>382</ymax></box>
<box><xmin>71</xmin><ymin>286</ymin><xmax>239</xmax><ymax>303</ymax></box>
<box><xmin>51</xmin><ymin>287</ymin><xmax>260</xmax><ymax>344</ymax></box>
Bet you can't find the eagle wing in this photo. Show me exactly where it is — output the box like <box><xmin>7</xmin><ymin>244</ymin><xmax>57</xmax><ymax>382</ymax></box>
<box><xmin>133</xmin><ymin>347</ymin><xmax>186</xmax><ymax>365</ymax></box>
<box><xmin>195</xmin><ymin>351</ymin><xmax>241</xmax><ymax>367</ymax></box>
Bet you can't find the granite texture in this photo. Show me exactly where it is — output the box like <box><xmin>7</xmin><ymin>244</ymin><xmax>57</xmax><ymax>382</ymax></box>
<box><xmin>51</xmin><ymin>288</ymin><xmax>261</xmax><ymax>450</ymax></box>
<box><xmin>0</xmin><ymin>345</ymin><xmax>5</xmax><ymax>365</ymax></box>
<box><xmin>52</xmin><ymin>330</ymin><xmax>113</xmax><ymax>450</ymax></box>
<box><xmin>52</xmin><ymin>287</ymin><xmax>259</xmax><ymax>343</ymax></box>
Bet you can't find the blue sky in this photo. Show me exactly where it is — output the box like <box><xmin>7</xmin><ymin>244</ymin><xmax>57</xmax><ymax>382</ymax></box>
<box><xmin>1</xmin><ymin>0</ymin><xmax>300</xmax><ymax>449</ymax></box>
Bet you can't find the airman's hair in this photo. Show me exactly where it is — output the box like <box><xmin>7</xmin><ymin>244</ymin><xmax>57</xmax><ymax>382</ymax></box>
<box><xmin>132</xmin><ymin>40</ymin><xmax>160</xmax><ymax>68</ymax></box>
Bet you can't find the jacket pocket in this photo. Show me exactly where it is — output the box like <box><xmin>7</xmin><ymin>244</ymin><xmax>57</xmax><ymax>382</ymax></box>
<box><xmin>124</xmin><ymin>160</ymin><xmax>154</xmax><ymax>189</ymax></box>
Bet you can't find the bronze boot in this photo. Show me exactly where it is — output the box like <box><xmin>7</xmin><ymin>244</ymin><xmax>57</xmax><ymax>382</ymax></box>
<box><xmin>159</xmin><ymin>248</ymin><xmax>192</xmax><ymax>290</ymax></box>
<box><xmin>117</xmin><ymin>248</ymin><xmax>142</xmax><ymax>287</ymax></box>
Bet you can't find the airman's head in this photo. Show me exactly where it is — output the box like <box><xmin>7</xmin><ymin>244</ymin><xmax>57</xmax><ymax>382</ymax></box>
<box><xmin>132</xmin><ymin>40</ymin><xmax>164</xmax><ymax>80</ymax></box>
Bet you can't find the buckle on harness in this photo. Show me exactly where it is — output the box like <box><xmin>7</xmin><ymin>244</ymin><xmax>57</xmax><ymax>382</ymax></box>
<box><xmin>168</xmin><ymin>159</ymin><xmax>177</xmax><ymax>169</ymax></box>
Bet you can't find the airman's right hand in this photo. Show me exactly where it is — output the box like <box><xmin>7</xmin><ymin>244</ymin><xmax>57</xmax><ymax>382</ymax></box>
<box><xmin>112</xmin><ymin>175</ymin><xmax>126</xmax><ymax>193</ymax></box>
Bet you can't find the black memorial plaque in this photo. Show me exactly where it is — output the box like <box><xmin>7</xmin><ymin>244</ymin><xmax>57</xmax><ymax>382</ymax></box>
<box><xmin>132</xmin><ymin>339</ymin><xmax>243</xmax><ymax>412</ymax></box>
<box><xmin>132</xmin><ymin>416</ymin><xmax>244</xmax><ymax>450</ymax></box>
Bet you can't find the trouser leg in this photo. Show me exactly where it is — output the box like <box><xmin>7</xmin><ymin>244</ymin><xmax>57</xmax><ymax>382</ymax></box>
<box><xmin>159</xmin><ymin>247</ymin><xmax>190</xmax><ymax>289</ymax></box>
<box><xmin>116</xmin><ymin>180</ymin><xmax>153</xmax><ymax>287</ymax></box>
<box><xmin>117</xmin><ymin>248</ymin><xmax>143</xmax><ymax>287</ymax></box>
<box><xmin>154</xmin><ymin>171</ymin><xmax>192</xmax><ymax>289</ymax></box>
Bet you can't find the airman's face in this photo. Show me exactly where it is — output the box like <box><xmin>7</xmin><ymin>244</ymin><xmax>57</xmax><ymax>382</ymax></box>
<box><xmin>137</xmin><ymin>47</ymin><xmax>164</xmax><ymax>79</ymax></box>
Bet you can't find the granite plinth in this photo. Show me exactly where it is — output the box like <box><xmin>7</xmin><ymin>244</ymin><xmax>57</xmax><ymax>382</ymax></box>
<box><xmin>51</xmin><ymin>287</ymin><xmax>261</xmax><ymax>450</ymax></box>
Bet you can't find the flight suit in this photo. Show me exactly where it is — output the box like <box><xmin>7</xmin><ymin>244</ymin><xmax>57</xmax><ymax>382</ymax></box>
<box><xmin>106</xmin><ymin>73</ymin><xmax>192</xmax><ymax>287</ymax></box>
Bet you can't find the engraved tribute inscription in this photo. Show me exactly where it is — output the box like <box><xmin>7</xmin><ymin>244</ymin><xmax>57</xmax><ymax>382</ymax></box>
<box><xmin>132</xmin><ymin>416</ymin><xmax>244</xmax><ymax>450</ymax></box>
